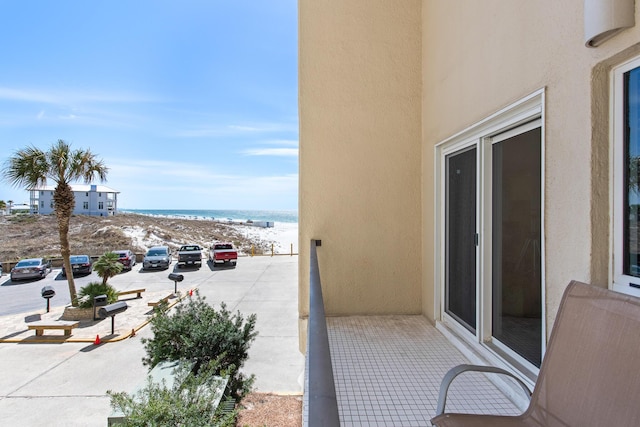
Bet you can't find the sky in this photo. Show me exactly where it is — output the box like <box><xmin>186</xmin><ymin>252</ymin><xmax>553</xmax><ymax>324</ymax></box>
<box><xmin>0</xmin><ymin>1</ymin><xmax>298</xmax><ymax>210</ymax></box>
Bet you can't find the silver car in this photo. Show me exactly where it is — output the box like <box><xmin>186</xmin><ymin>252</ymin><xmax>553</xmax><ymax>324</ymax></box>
<box><xmin>10</xmin><ymin>258</ymin><xmax>52</xmax><ymax>281</ymax></box>
<box><xmin>142</xmin><ymin>246</ymin><xmax>172</xmax><ymax>270</ymax></box>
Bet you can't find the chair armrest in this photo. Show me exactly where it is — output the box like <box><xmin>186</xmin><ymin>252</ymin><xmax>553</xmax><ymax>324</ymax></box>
<box><xmin>435</xmin><ymin>364</ymin><xmax>533</xmax><ymax>416</ymax></box>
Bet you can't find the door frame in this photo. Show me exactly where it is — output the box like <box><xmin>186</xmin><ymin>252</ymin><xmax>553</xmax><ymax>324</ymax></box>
<box><xmin>434</xmin><ymin>89</ymin><xmax>546</xmax><ymax>378</ymax></box>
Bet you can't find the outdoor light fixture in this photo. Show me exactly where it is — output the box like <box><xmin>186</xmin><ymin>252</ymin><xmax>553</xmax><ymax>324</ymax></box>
<box><xmin>585</xmin><ymin>0</ymin><xmax>635</xmax><ymax>47</ymax></box>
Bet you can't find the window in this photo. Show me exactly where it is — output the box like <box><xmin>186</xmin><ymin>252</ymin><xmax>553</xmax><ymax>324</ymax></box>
<box><xmin>612</xmin><ymin>56</ymin><xmax>640</xmax><ymax>296</ymax></box>
<box><xmin>86</xmin><ymin>192</ymin><xmax>89</xmax><ymax>196</ymax></box>
<box><xmin>50</xmin><ymin>201</ymin><xmax>54</xmax><ymax>209</ymax></box>
<box><xmin>83</xmin><ymin>201</ymin><xmax>89</xmax><ymax>210</ymax></box>
<box><xmin>98</xmin><ymin>201</ymin><xmax>104</xmax><ymax>210</ymax></box>
<box><xmin>40</xmin><ymin>201</ymin><xmax>44</xmax><ymax>208</ymax></box>
<box><xmin>98</xmin><ymin>192</ymin><xmax>102</xmax><ymax>197</ymax></box>
<box><xmin>437</xmin><ymin>90</ymin><xmax>545</xmax><ymax>375</ymax></box>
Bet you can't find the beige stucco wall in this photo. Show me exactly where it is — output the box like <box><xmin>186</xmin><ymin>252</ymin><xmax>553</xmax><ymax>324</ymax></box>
<box><xmin>421</xmin><ymin>0</ymin><xmax>640</xmax><ymax>332</ymax></box>
<box><xmin>298</xmin><ymin>0</ymin><xmax>423</xmax><ymax>339</ymax></box>
<box><xmin>299</xmin><ymin>0</ymin><xmax>640</xmax><ymax>353</ymax></box>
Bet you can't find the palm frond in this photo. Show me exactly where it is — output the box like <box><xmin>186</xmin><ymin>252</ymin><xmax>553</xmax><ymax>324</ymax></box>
<box><xmin>2</xmin><ymin>145</ymin><xmax>49</xmax><ymax>188</ymax></box>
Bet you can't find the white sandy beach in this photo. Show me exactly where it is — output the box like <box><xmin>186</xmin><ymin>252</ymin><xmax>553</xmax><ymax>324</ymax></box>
<box><xmin>234</xmin><ymin>222</ymin><xmax>299</xmax><ymax>254</ymax></box>
<box><xmin>120</xmin><ymin>217</ymin><xmax>299</xmax><ymax>255</ymax></box>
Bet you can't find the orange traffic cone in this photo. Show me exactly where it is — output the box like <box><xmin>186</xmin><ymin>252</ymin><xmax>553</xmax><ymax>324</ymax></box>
<box><xmin>94</xmin><ymin>335</ymin><xmax>101</xmax><ymax>345</ymax></box>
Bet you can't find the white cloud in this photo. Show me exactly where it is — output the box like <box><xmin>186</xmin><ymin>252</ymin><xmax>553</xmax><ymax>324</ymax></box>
<box><xmin>105</xmin><ymin>157</ymin><xmax>298</xmax><ymax>210</ymax></box>
<box><xmin>175</xmin><ymin>122</ymin><xmax>298</xmax><ymax>138</ymax></box>
<box><xmin>259</xmin><ymin>139</ymin><xmax>299</xmax><ymax>146</ymax></box>
<box><xmin>0</xmin><ymin>86</ymin><xmax>157</xmax><ymax>106</ymax></box>
<box><xmin>0</xmin><ymin>87</ymin><xmax>58</xmax><ymax>104</ymax></box>
<box><xmin>242</xmin><ymin>148</ymin><xmax>298</xmax><ymax>157</ymax></box>
<box><xmin>58</xmin><ymin>114</ymin><xmax>78</xmax><ymax>120</ymax></box>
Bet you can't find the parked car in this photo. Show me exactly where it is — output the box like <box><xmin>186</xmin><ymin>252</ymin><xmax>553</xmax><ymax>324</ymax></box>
<box><xmin>112</xmin><ymin>249</ymin><xmax>136</xmax><ymax>270</ymax></box>
<box><xmin>61</xmin><ymin>255</ymin><xmax>93</xmax><ymax>277</ymax></box>
<box><xmin>11</xmin><ymin>258</ymin><xmax>52</xmax><ymax>281</ymax></box>
<box><xmin>142</xmin><ymin>246</ymin><xmax>173</xmax><ymax>270</ymax></box>
<box><xmin>177</xmin><ymin>244</ymin><xmax>202</xmax><ymax>268</ymax></box>
<box><xmin>209</xmin><ymin>242</ymin><xmax>238</xmax><ymax>266</ymax></box>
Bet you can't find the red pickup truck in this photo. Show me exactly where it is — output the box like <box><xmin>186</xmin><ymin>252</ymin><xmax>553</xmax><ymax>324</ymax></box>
<box><xmin>208</xmin><ymin>243</ymin><xmax>238</xmax><ymax>266</ymax></box>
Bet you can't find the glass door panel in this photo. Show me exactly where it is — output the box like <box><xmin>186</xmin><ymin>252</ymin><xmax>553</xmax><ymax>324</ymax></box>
<box><xmin>491</xmin><ymin>127</ymin><xmax>542</xmax><ymax>367</ymax></box>
<box><xmin>445</xmin><ymin>147</ymin><xmax>477</xmax><ymax>333</ymax></box>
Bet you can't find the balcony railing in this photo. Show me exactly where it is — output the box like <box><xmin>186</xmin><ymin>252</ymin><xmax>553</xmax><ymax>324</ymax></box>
<box><xmin>305</xmin><ymin>239</ymin><xmax>340</xmax><ymax>426</ymax></box>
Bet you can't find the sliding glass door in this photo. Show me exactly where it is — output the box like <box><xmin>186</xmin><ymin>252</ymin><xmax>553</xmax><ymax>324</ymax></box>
<box><xmin>445</xmin><ymin>147</ymin><xmax>477</xmax><ymax>333</ymax></box>
<box><xmin>439</xmin><ymin>111</ymin><xmax>543</xmax><ymax>371</ymax></box>
<box><xmin>490</xmin><ymin>126</ymin><xmax>542</xmax><ymax>367</ymax></box>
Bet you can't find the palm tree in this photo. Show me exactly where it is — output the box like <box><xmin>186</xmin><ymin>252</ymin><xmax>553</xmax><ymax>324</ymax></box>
<box><xmin>93</xmin><ymin>252</ymin><xmax>123</xmax><ymax>285</ymax></box>
<box><xmin>2</xmin><ymin>140</ymin><xmax>108</xmax><ymax>306</ymax></box>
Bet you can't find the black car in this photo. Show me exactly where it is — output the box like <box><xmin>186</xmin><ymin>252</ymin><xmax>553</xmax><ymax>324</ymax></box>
<box><xmin>62</xmin><ymin>255</ymin><xmax>93</xmax><ymax>277</ymax></box>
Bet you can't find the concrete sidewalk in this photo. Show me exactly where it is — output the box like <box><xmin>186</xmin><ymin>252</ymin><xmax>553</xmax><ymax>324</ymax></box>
<box><xmin>0</xmin><ymin>255</ymin><xmax>303</xmax><ymax>426</ymax></box>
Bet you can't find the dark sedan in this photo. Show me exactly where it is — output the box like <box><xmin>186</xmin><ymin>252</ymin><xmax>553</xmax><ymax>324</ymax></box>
<box><xmin>10</xmin><ymin>258</ymin><xmax>52</xmax><ymax>281</ymax></box>
<box><xmin>142</xmin><ymin>246</ymin><xmax>172</xmax><ymax>270</ymax></box>
<box><xmin>62</xmin><ymin>255</ymin><xmax>93</xmax><ymax>277</ymax></box>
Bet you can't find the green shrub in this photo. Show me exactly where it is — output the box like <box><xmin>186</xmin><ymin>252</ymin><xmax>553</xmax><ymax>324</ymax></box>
<box><xmin>107</xmin><ymin>360</ymin><xmax>237</xmax><ymax>426</ymax></box>
<box><xmin>77</xmin><ymin>282</ymin><xmax>118</xmax><ymax>308</ymax></box>
<box><xmin>93</xmin><ymin>251</ymin><xmax>124</xmax><ymax>285</ymax></box>
<box><xmin>141</xmin><ymin>290</ymin><xmax>258</xmax><ymax>400</ymax></box>
<box><xmin>7</xmin><ymin>214</ymin><xmax>37</xmax><ymax>224</ymax></box>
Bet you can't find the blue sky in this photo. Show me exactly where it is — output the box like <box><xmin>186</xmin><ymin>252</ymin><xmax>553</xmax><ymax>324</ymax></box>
<box><xmin>0</xmin><ymin>1</ymin><xmax>298</xmax><ymax>210</ymax></box>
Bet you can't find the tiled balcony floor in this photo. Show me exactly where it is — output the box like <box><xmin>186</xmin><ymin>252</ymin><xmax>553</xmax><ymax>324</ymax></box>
<box><xmin>326</xmin><ymin>316</ymin><xmax>523</xmax><ymax>426</ymax></box>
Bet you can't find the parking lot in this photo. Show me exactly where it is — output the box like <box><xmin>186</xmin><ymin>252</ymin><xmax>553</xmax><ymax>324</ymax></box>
<box><xmin>0</xmin><ymin>255</ymin><xmax>303</xmax><ymax>426</ymax></box>
<box><xmin>0</xmin><ymin>257</ymin><xmax>243</xmax><ymax>316</ymax></box>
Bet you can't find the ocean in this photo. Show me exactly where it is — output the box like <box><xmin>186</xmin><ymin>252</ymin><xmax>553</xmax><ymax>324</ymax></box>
<box><xmin>120</xmin><ymin>209</ymin><xmax>298</xmax><ymax>224</ymax></box>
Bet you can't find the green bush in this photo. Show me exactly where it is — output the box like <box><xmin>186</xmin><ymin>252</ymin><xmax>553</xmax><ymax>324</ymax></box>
<box><xmin>93</xmin><ymin>251</ymin><xmax>124</xmax><ymax>285</ymax></box>
<box><xmin>7</xmin><ymin>214</ymin><xmax>36</xmax><ymax>224</ymax></box>
<box><xmin>141</xmin><ymin>290</ymin><xmax>258</xmax><ymax>400</ymax></box>
<box><xmin>77</xmin><ymin>282</ymin><xmax>118</xmax><ymax>309</ymax></box>
<box><xmin>107</xmin><ymin>360</ymin><xmax>237</xmax><ymax>427</ymax></box>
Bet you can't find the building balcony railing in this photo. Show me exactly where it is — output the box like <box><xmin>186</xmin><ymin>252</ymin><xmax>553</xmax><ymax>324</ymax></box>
<box><xmin>303</xmin><ymin>240</ymin><xmax>523</xmax><ymax>426</ymax></box>
<box><xmin>304</xmin><ymin>239</ymin><xmax>340</xmax><ymax>426</ymax></box>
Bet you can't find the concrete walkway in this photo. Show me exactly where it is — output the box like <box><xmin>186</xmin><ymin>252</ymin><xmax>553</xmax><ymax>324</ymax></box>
<box><xmin>0</xmin><ymin>255</ymin><xmax>303</xmax><ymax>426</ymax></box>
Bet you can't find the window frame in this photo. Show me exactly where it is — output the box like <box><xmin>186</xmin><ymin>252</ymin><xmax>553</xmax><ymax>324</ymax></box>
<box><xmin>611</xmin><ymin>55</ymin><xmax>640</xmax><ymax>297</ymax></box>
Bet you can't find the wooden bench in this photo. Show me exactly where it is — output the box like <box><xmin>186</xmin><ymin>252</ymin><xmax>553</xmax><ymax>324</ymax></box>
<box><xmin>27</xmin><ymin>320</ymin><xmax>80</xmax><ymax>337</ymax></box>
<box><xmin>117</xmin><ymin>288</ymin><xmax>146</xmax><ymax>299</ymax></box>
<box><xmin>148</xmin><ymin>294</ymin><xmax>173</xmax><ymax>307</ymax></box>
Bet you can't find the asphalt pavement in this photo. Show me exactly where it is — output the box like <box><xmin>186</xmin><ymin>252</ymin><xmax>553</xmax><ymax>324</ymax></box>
<box><xmin>0</xmin><ymin>255</ymin><xmax>304</xmax><ymax>426</ymax></box>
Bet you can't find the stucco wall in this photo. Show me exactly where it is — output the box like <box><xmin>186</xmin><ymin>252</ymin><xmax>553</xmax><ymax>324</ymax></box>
<box><xmin>421</xmin><ymin>0</ymin><xmax>640</xmax><ymax>332</ymax></box>
<box><xmin>299</xmin><ymin>0</ymin><xmax>423</xmax><ymax>334</ymax></box>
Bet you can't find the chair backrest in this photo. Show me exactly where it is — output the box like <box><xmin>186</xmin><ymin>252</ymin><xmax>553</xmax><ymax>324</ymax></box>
<box><xmin>526</xmin><ymin>280</ymin><xmax>640</xmax><ymax>426</ymax></box>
